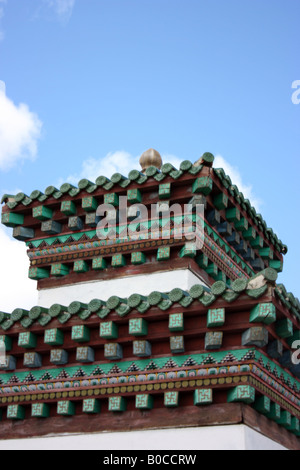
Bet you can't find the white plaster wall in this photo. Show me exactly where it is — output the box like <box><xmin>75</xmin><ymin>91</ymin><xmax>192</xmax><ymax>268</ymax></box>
<box><xmin>0</xmin><ymin>425</ymin><xmax>287</xmax><ymax>450</ymax></box>
<box><xmin>37</xmin><ymin>268</ymin><xmax>207</xmax><ymax>307</ymax></box>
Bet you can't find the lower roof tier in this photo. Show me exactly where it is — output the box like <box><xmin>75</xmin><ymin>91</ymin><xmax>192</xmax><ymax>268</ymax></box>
<box><xmin>0</xmin><ymin>268</ymin><xmax>299</xmax><ymax>444</ymax></box>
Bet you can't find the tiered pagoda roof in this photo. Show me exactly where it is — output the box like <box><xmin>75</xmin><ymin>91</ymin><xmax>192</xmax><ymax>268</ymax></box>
<box><xmin>0</xmin><ymin>150</ymin><xmax>299</xmax><ymax>449</ymax></box>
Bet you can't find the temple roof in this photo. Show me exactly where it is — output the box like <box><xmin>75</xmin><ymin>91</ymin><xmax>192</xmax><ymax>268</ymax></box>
<box><xmin>0</xmin><ymin>153</ymin><xmax>288</xmax><ymax>255</ymax></box>
<box><xmin>0</xmin><ymin>152</ymin><xmax>299</xmax><ymax>447</ymax></box>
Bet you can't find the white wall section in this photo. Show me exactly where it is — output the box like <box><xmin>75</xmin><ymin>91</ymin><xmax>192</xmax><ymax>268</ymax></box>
<box><xmin>38</xmin><ymin>268</ymin><xmax>207</xmax><ymax>307</ymax></box>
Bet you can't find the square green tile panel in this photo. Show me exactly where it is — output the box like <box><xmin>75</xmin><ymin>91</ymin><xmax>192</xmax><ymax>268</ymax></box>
<box><xmin>74</xmin><ymin>260</ymin><xmax>89</xmax><ymax>273</ymax></box>
<box><xmin>61</xmin><ymin>200</ymin><xmax>76</xmax><ymax>216</ymax></box>
<box><xmin>111</xmin><ymin>254</ymin><xmax>126</xmax><ymax>267</ymax></box>
<box><xmin>164</xmin><ymin>391</ymin><xmax>179</xmax><ymax>407</ymax></box>
<box><xmin>227</xmin><ymin>385</ymin><xmax>255</xmax><ymax>404</ymax></box>
<box><xmin>170</xmin><ymin>336</ymin><xmax>185</xmax><ymax>353</ymax></box>
<box><xmin>249</xmin><ymin>303</ymin><xmax>276</xmax><ymax>325</ymax></box>
<box><xmin>104</xmin><ymin>193</ymin><xmax>119</xmax><ymax>207</ymax></box>
<box><xmin>57</xmin><ymin>400</ymin><xmax>75</xmax><ymax>416</ymax></box>
<box><xmin>127</xmin><ymin>188</ymin><xmax>142</xmax><ymax>204</ymax></box>
<box><xmin>129</xmin><ymin>318</ymin><xmax>148</xmax><ymax>336</ymax></box>
<box><xmin>82</xmin><ymin>398</ymin><xmax>101</xmax><ymax>414</ymax></box>
<box><xmin>7</xmin><ymin>404</ymin><xmax>25</xmax><ymax>420</ymax></box>
<box><xmin>159</xmin><ymin>183</ymin><xmax>171</xmax><ymax>199</ymax></box>
<box><xmin>100</xmin><ymin>321</ymin><xmax>118</xmax><ymax>339</ymax></box>
<box><xmin>71</xmin><ymin>325</ymin><xmax>90</xmax><ymax>342</ymax></box>
<box><xmin>51</xmin><ymin>263</ymin><xmax>70</xmax><ymax>277</ymax></box>
<box><xmin>32</xmin><ymin>205</ymin><xmax>53</xmax><ymax>221</ymax></box>
<box><xmin>29</xmin><ymin>267</ymin><xmax>50</xmax><ymax>280</ymax></box>
<box><xmin>31</xmin><ymin>403</ymin><xmax>50</xmax><ymax>418</ymax></box>
<box><xmin>18</xmin><ymin>331</ymin><xmax>37</xmax><ymax>349</ymax></box>
<box><xmin>108</xmin><ymin>396</ymin><xmax>126</xmax><ymax>412</ymax></box>
<box><xmin>44</xmin><ymin>328</ymin><xmax>64</xmax><ymax>346</ymax></box>
<box><xmin>169</xmin><ymin>313</ymin><xmax>184</xmax><ymax>332</ymax></box>
<box><xmin>157</xmin><ymin>246</ymin><xmax>170</xmax><ymax>261</ymax></box>
<box><xmin>207</xmin><ymin>308</ymin><xmax>225</xmax><ymax>328</ymax></box>
<box><xmin>131</xmin><ymin>251</ymin><xmax>146</xmax><ymax>265</ymax></box>
<box><xmin>135</xmin><ymin>394</ymin><xmax>154</xmax><ymax>410</ymax></box>
<box><xmin>192</xmin><ymin>177</ymin><xmax>212</xmax><ymax>195</ymax></box>
<box><xmin>76</xmin><ymin>346</ymin><xmax>94</xmax><ymax>362</ymax></box>
<box><xmin>82</xmin><ymin>196</ymin><xmax>98</xmax><ymax>212</ymax></box>
<box><xmin>92</xmin><ymin>257</ymin><xmax>107</xmax><ymax>270</ymax></box>
<box><xmin>194</xmin><ymin>388</ymin><xmax>213</xmax><ymax>406</ymax></box>
<box><xmin>1</xmin><ymin>212</ymin><xmax>24</xmax><ymax>227</ymax></box>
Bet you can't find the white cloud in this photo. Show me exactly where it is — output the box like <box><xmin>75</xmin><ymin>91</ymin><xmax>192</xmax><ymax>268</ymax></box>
<box><xmin>44</xmin><ymin>0</ymin><xmax>75</xmax><ymax>23</ymax></box>
<box><xmin>214</xmin><ymin>155</ymin><xmax>262</xmax><ymax>211</ymax></box>
<box><xmin>0</xmin><ymin>226</ymin><xmax>38</xmax><ymax>312</ymax></box>
<box><xmin>0</xmin><ymin>0</ymin><xmax>6</xmax><ymax>41</ymax></box>
<box><xmin>0</xmin><ymin>83</ymin><xmax>42</xmax><ymax>171</ymax></box>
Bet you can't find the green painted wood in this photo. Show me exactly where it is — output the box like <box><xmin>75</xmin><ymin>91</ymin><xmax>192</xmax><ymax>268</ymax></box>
<box><xmin>73</xmin><ymin>260</ymin><xmax>89</xmax><ymax>273</ymax></box>
<box><xmin>249</xmin><ymin>303</ymin><xmax>276</xmax><ymax>325</ymax></box>
<box><xmin>234</xmin><ymin>217</ymin><xmax>248</xmax><ymax>232</ymax></box>
<box><xmin>28</xmin><ymin>267</ymin><xmax>50</xmax><ymax>280</ymax></box>
<box><xmin>82</xmin><ymin>196</ymin><xmax>98</xmax><ymax>212</ymax></box>
<box><xmin>213</xmin><ymin>193</ymin><xmax>228</xmax><ymax>210</ymax></box>
<box><xmin>31</xmin><ymin>403</ymin><xmax>50</xmax><ymax>418</ymax></box>
<box><xmin>57</xmin><ymin>401</ymin><xmax>75</xmax><ymax>416</ymax></box>
<box><xmin>60</xmin><ymin>200</ymin><xmax>76</xmax><ymax>216</ymax></box>
<box><xmin>259</xmin><ymin>247</ymin><xmax>274</xmax><ymax>259</ymax></box>
<box><xmin>82</xmin><ymin>398</ymin><xmax>101</xmax><ymax>414</ymax></box>
<box><xmin>135</xmin><ymin>394</ymin><xmax>154</xmax><ymax>410</ymax></box>
<box><xmin>192</xmin><ymin>176</ymin><xmax>213</xmax><ymax>195</ymax></box>
<box><xmin>71</xmin><ymin>325</ymin><xmax>90</xmax><ymax>343</ymax></box>
<box><xmin>127</xmin><ymin>188</ymin><xmax>142</xmax><ymax>204</ymax></box>
<box><xmin>194</xmin><ymin>389</ymin><xmax>213</xmax><ymax>405</ymax></box>
<box><xmin>129</xmin><ymin>318</ymin><xmax>148</xmax><ymax>336</ymax></box>
<box><xmin>276</xmin><ymin>318</ymin><xmax>293</xmax><ymax>338</ymax></box>
<box><xmin>225</xmin><ymin>207</ymin><xmax>240</xmax><ymax>223</ymax></box>
<box><xmin>1</xmin><ymin>212</ymin><xmax>24</xmax><ymax>228</ymax></box>
<box><xmin>99</xmin><ymin>321</ymin><xmax>118</xmax><ymax>339</ymax></box>
<box><xmin>44</xmin><ymin>328</ymin><xmax>64</xmax><ymax>346</ymax></box>
<box><xmin>227</xmin><ymin>385</ymin><xmax>255</xmax><ymax>404</ymax></box>
<box><xmin>51</xmin><ymin>263</ymin><xmax>70</xmax><ymax>277</ymax></box>
<box><xmin>32</xmin><ymin>205</ymin><xmax>53</xmax><ymax>221</ymax></box>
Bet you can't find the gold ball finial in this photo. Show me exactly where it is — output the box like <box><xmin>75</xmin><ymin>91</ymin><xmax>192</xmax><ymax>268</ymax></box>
<box><xmin>139</xmin><ymin>148</ymin><xmax>163</xmax><ymax>172</ymax></box>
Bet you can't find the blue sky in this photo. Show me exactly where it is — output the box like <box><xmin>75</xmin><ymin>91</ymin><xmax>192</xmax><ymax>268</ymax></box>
<box><xmin>0</xmin><ymin>0</ymin><xmax>299</xmax><ymax>310</ymax></box>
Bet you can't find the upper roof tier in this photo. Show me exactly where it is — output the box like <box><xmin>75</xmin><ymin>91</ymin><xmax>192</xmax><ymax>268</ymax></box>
<box><xmin>1</xmin><ymin>151</ymin><xmax>287</xmax><ymax>288</ymax></box>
